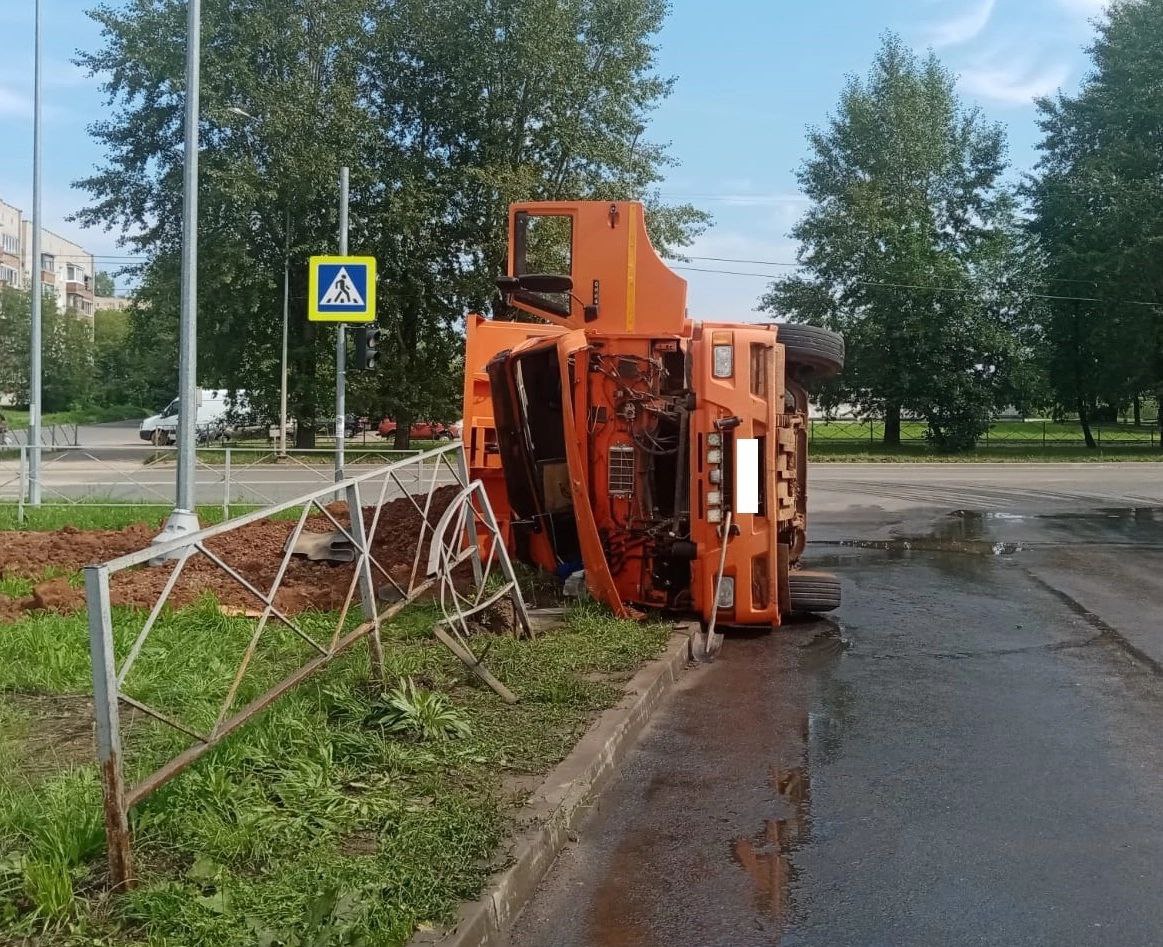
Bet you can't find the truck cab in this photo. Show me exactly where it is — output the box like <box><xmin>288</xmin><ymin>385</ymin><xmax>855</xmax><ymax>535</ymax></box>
<box><xmin>463</xmin><ymin>201</ymin><xmax>843</xmax><ymax>629</ymax></box>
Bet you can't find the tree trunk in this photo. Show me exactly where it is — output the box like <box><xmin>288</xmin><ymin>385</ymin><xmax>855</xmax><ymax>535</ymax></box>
<box><xmin>1133</xmin><ymin>395</ymin><xmax>1142</xmax><ymax>427</ymax></box>
<box><xmin>290</xmin><ymin>264</ymin><xmax>317</xmax><ymax>449</ymax></box>
<box><xmin>1157</xmin><ymin>385</ymin><xmax>1163</xmax><ymax>450</ymax></box>
<box><xmin>1077</xmin><ymin>399</ymin><xmax>1097</xmax><ymax>449</ymax></box>
<box><xmin>393</xmin><ymin>423</ymin><xmax>412</xmax><ymax>450</ymax></box>
<box><xmin>883</xmin><ymin>403</ymin><xmax>902</xmax><ymax>447</ymax></box>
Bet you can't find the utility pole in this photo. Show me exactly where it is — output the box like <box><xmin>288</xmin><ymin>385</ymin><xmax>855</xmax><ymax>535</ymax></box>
<box><xmin>335</xmin><ymin>167</ymin><xmax>348</xmax><ymax>483</ymax></box>
<box><xmin>28</xmin><ymin>0</ymin><xmax>43</xmax><ymax>506</ymax></box>
<box><xmin>154</xmin><ymin>0</ymin><xmax>201</xmax><ymax>550</ymax></box>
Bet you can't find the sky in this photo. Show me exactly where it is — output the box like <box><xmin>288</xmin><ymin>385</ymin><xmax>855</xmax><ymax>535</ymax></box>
<box><xmin>0</xmin><ymin>0</ymin><xmax>1110</xmax><ymax>308</ymax></box>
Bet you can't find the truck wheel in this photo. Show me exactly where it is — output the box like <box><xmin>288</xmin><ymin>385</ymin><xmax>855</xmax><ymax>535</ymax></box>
<box><xmin>789</xmin><ymin>570</ymin><xmax>841</xmax><ymax>614</ymax></box>
<box><xmin>777</xmin><ymin>323</ymin><xmax>845</xmax><ymax>382</ymax></box>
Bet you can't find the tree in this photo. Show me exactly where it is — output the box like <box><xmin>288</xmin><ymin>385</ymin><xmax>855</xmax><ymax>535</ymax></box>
<box><xmin>94</xmin><ymin>271</ymin><xmax>116</xmax><ymax>296</ymax></box>
<box><xmin>0</xmin><ymin>287</ymin><xmax>97</xmax><ymax>412</ymax></box>
<box><xmin>761</xmin><ymin>35</ymin><xmax>1025</xmax><ymax>450</ymax></box>
<box><xmin>75</xmin><ymin>0</ymin><xmax>707</xmax><ymax>449</ymax></box>
<box><xmin>1027</xmin><ymin>0</ymin><xmax>1163</xmax><ymax>448</ymax></box>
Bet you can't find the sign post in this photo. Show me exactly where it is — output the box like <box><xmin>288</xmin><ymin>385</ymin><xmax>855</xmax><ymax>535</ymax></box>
<box><xmin>308</xmin><ymin>171</ymin><xmax>376</xmax><ymax>484</ymax></box>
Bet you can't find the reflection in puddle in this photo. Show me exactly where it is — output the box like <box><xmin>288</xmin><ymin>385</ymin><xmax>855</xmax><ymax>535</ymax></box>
<box><xmin>731</xmin><ymin>764</ymin><xmax>810</xmax><ymax>922</ymax></box>
<box><xmin>730</xmin><ymin>627</ymin><xmax>845</xmax><ymax>933</ymax></box>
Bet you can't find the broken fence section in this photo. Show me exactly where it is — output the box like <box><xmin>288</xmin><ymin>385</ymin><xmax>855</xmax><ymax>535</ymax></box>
<box><xmin>83</xmin><ymin>442</ymin><xmax>530</xmax><ymax>890</ymax></box>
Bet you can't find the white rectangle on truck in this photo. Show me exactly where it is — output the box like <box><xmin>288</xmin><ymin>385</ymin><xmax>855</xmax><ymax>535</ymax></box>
<box><xmin>735</xmin><ymin>438</ymin><xmax>760</xmax><ymax>514</ymax></box>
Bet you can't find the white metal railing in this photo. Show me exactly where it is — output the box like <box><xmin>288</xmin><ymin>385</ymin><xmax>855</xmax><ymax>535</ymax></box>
<box><xmin>0</xmin><ymin>444</ymin><xmax>448</xmax><ymax>522</ymax></box>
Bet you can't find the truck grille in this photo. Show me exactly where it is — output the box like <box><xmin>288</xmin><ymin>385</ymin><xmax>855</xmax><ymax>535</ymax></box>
<box><xmin>608</xmin><ymin>445</ymin><xmax>635</xmax><ymax>496</ymax></box>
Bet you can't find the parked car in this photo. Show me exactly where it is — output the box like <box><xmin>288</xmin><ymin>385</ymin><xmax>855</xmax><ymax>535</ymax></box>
<box><xmin>377</xmin><ymin>418</ymin><xmax>461</xmax><ymax>440</ymax></box>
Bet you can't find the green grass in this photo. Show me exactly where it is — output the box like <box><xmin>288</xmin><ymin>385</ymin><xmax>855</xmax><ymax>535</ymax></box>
<box><xmin>0</xmin><ymin>580</ymin><xmax>670</xmax><ymax>944</ymax></box>
<box><xmin>2</xmin><ymin>404</ymin><xmax>151</xmax><ymax>430</ymax></box>
<box><xmin>810</xmin><ymin>441</ymin><xmax>1163</xmax><ymax>462</ymax></box>
<box><xmin>0</xmin><ymin>504</ymin><xmax>263</xmax><ymax>532</ymax></box>
<box><xmin>809</xmin><ymin>419</ymin><xmax>1163</xmax><ymax>461</ymax></box>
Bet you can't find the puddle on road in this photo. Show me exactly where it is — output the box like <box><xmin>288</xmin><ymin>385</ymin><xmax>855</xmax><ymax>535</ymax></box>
<box><xmin>818</xmin><ymin>536</ymin><xmax>1024</xmax><ymax>557</ymax></box>
<box><xmin>729</xmin><ymin>626</ymin><xmax>847</xmax><ymax>934</ymax></box>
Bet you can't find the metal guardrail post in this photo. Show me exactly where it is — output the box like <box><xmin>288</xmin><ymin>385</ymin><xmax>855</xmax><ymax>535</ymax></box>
<box><xmin>345</xmin><ymin>478</ymin><xmax>384</xmax><ymax>683</ymax></box>
<box><xmin>454</xmin><ymin>445</ymin><xmax>484</xmax><ymax>586</ymax></box>
<box><xmin>17</xmin><ymin>445</ymin><xmax>27</xmax><ymax>526</ymax></box>
<box><xmin>223</xmin><ymin>447</ymin><xmax>231</xmax><ymax>520</ymax></box>
<box><xmin>85</xmin><ymin>565</ymin><xmax>134</xmax><ymax>890</ymax></box>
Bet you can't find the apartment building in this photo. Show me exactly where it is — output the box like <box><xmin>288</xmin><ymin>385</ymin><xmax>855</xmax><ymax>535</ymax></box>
<box><xmin>0</xmin><ymin>195</ymin><xmax>101</xmax><ymax>320</ymax></box>
<box><xmin>0</xmin><ymin>198</ymin><xmax>21</xmax><ymax>289</ymax></box>
<box><xmin>22</xmin><ymin>222</ymin><xmax>96</xmax><ymax>319</ymax></box>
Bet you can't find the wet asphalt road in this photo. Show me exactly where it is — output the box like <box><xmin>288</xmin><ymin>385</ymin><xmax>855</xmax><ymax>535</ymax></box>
<box><xmin>510</xmin><ymin>491</ymin><xmax>1163</xmax><ymax>946</ymax></box>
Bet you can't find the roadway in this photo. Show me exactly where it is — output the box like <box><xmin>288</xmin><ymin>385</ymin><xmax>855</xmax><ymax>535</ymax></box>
<box><xmin>510</xmin><ymin>463</ymin><xmax>1163</xmax><ymax>946</ymax></box>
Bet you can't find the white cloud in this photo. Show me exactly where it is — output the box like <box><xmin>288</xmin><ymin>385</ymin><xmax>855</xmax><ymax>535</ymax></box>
<box><xmin>924</xmin><ymin>0</ymin><xmax>998</xmax><ymax>48</ymax></box>
<box><xmin>959</xmin><ymin>59</ymin><xmax>1072</xmax><ymax>105</ymax></box>
<box><xmin>0</xmin><ymin>84</ymin><xmax>30</xmax><ymax>117</ymax></box>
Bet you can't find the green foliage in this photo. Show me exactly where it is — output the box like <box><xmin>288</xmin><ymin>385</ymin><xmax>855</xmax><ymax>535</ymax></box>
<box><xmin>75</xmin><ymin>0</ymin><xmax>709</xmax><ymax>447</ymax></box>
<box><xmin>366</xmin><ymin>679</ymin><xmax>472</xmax><ymax>742</ymax></box>
<box><xmin>94</xmin><ymin>271</ymin><xmax>116</xmax><ymax>297</ymax></box>
<box><xmin>762</xmin><ymin>35</ymin><xmax>1036</xmax><ymax>451</ymax></box>
<box><xmin>1026</xmin><ymin>0</ymin><xmax>1163</xmax><ymax>446</ymax></box>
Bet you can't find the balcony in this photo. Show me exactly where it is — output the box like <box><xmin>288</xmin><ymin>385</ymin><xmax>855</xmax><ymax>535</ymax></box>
<box><xmin>66</xmin><ymin>279</ymin><xmax>93</xmax><ymax>300</ymax></box>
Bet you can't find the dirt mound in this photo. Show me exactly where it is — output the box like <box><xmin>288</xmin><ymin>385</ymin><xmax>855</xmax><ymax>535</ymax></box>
<box><xmin>0</xmin><ymin>488</ymin><xmax>457</xmax><ymax>618</ymax></box>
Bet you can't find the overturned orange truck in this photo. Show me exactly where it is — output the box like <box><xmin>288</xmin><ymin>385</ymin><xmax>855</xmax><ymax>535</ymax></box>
<box><xmin>463</xmin><ymin>201</ymin><xmax>844</xmax><ymax>634</ymax></box>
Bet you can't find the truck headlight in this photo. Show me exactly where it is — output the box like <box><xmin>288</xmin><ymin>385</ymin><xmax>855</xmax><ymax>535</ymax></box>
<box><xmin>713</xmin><ymin>344</ymin><xmax>734</xmax><ymax>378</ymax></box>
<box><xmin>707</xmin><ymin>508</ymin><xmax>723</xmax><ymax>523</ymax></box>
<box><xmin>706</xmin><ymin>432</ymin><xmax>722</xmax><ymax>447</ymax></box>
<box><xmin>709</xmin><ymin>469</ymin><xmax>722</xmax><ymax>485</ymax></box>
<box><xmin>716</xmin><ymin>577</ymin><xmax>735</xmax><ymax>609</ymax></box>
<box><xmin>706</xmin><ymin>448</ymin><xmax>722</xmax><ymax>465</ymax></box>
<box><xmin>706</xmin><ymin>491</ymin><xmax>722</xmax><ymax>507</ymax></box>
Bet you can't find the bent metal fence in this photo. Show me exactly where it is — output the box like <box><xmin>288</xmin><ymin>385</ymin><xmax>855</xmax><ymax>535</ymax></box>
<box><xmin>84</xmin><ymin>442</ymin><xmax>530</xmax><ymax>890</ymax></box>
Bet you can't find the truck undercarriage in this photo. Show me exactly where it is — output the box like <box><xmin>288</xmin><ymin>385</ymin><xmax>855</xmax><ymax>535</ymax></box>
<box><xmin>463</xmin><ymin>201</ymin><xmax>844</xmax><ymax>639</ymax></box>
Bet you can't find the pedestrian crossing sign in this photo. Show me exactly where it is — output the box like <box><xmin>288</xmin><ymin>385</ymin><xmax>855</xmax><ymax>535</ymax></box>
<box><xmin>308</xmin><ymin>256</ymin><xmax>376</xmax><ymax>323</ymax></box>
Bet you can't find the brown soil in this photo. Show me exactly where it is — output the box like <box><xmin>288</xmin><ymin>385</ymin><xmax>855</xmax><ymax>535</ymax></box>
<box><xmin>0</xmin><ymin>488</ymin><xmax>456</xmax><ymax>618</ymax></box>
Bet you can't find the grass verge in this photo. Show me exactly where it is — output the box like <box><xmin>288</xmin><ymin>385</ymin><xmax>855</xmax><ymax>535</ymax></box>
<box><xmin>3</xmin><ymin>405</ymin><xmax>152</xmax><ymax>431</ymax></box>
<box><xmin>810</xmin><ymin>442</ymin><xmax>1163</xmax><ymax>463</ymax></box>
<box><xmin>0</xmin><ymin>586</ymin><xmax>669</xmax><ymax>944</ymax></box>
<box><xmin>0</xmin><ymin>504</ymin><xmax>261</xmax><ymax>532</ymax></box>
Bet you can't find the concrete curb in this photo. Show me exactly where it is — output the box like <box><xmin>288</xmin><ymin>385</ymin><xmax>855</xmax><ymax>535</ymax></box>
<box><xmin>409</xmin><ymin>628</ymin><xmax>694</xmax><ymax>947</ymax></box>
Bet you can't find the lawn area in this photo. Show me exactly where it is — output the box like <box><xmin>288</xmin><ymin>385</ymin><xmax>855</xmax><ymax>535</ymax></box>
<box><xmin>2</xmin><ymin>404</ymin><xmax>151</xmax><ymax>430</ymax></box>
<box><xmin>809</xmin><ymin>418</ymin><xmax>1163</xmax><ymax>462</ymax></box>
<box><xmin>0</xmin><ymin>504</ymin><xmax>259</xmax><ymax>531</ymax></box>
<box><xmin>0</xmin><ymin>506</ymin><xmax>670</xmax><ymax>945</ymax></box>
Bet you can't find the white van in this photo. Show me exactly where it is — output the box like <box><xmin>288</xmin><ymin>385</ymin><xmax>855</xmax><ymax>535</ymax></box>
<box><xmin>139</xmin><ymin>390</ymin><xmax>250</xmax><ymax>445</ymax></box>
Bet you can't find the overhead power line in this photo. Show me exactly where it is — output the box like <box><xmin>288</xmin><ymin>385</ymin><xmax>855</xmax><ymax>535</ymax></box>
<box><xmin>671</xmin><ymin>265</ymin><xmax>1163</xmax><ymax>309</ymax></box>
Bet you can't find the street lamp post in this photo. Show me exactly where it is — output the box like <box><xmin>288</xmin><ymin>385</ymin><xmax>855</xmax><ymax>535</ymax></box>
<box><xmin>153</xmin><ymin>0</ymin><xmax>201</xmax><ymax>551</ymax></box>
<box><xmin>28</xmin><ymin>0</ymin><xmax>43</xmax><ymax>506</ymax></box>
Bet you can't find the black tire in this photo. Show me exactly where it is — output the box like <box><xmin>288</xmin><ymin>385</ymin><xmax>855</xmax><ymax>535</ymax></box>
<box><xmin>777</xmin><ymin>323</ymin><xmax>845</xmax><ymax>382</ymax></box>
<box><xmin>789</xmin><ymin>570</ymin><xmax>841</xmax><ymax>614</ymax></box>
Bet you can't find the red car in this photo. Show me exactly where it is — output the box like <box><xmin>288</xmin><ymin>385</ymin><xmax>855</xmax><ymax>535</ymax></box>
<box><xmin>378</xmin><ymin>418</ymin><xmax>462</xmax><ymax>440</ymax></box>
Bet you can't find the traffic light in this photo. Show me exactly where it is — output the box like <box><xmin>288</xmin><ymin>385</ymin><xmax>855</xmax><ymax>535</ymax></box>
<box><xmin>354</xmin><ymin>324</ymin><xmax>382</xmax><ymax>371</ymax></box>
